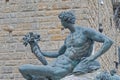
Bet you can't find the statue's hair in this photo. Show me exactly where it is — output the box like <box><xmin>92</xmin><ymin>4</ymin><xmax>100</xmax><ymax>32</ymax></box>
<box><xmin>58</xmin><ymin>11</ymin><xmax>76</xmax><ymax>24</ymax></box>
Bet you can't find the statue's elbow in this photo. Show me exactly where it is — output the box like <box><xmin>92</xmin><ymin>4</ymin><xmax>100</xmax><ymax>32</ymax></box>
<box><xmin>106</xmin><ymin>39</ymin><xmax>114</xmax><ymax>47</ymax></box>
<box><xmin>109</xmin><ymin>39</ymin><xmax>114</xmax><ymax>46</ymax></box>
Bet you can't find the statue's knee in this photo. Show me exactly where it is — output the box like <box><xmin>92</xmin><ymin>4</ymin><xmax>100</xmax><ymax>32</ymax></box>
<box><xmin>19</xmin><ymin>64</ymin><xmax>31</xmax><ymax>72</ymax></box>
<box><xmin>19</xmin><ymin>66</ymin><xmax>25</xmax><ymax>73</ymax></box>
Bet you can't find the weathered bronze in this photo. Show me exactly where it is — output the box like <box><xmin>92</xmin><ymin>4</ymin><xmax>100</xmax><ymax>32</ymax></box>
<box><xmin>19</xmin><ymin>11</ymin><xmax>113</xmax><ymax>80</ymax></box>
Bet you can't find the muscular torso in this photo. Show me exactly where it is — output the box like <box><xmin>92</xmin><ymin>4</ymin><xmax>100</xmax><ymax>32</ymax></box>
<box><xmin>64</xmin><ymin>27</ymin><xmax>93</xmax><ymax>60</ymax></box>
<box><xmin>52</xmin><ymin>27</ymin><xmax>94</xmax><ymax>70</ymax></box>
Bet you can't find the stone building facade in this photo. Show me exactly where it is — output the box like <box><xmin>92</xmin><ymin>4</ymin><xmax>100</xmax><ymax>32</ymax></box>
<box><xmin>0</xmin><ymin>0</ymin><xmax>120</xmax><ymax>80</ymax></box>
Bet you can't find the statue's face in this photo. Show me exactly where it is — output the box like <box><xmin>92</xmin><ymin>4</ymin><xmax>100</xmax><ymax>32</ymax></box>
<box><xmin>61</xmin><ymin>20</ymin><xmax>68</xmax><ymax>28</ymax></box>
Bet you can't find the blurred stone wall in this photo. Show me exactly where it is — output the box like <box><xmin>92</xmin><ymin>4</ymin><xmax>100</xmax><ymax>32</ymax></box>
<box><xmin>0</xmin><ymin>0</ymin><xmax>120</xmax><ymax>80</ymax></box>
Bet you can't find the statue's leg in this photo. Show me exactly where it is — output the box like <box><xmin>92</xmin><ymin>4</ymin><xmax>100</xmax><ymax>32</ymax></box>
<box><xmin>19</xmin><ymin>64</ymin><xmax>69</xmax><ymax>80</ymax></box>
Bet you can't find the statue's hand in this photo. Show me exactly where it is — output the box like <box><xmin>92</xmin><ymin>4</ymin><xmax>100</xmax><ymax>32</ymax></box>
<box><xmin>22</xmin><ymin>32</ymin><xmax>48</xmax><ymax>65</ymax></box>
<box><xmin>80</xmin><ymin>56</ymin><xmax>95</xmax><ymax>64</ymax></box>
<box><xmin>23</xmin><ymin>32</ymin><xmax>40</xmax><ymax>46</ymax></box>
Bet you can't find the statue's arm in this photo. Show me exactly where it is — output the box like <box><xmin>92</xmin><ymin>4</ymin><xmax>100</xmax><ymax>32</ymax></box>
<box><xmin>30</xmin><ymin>42</ymin><xmax>48</xmax><ymax>65</ymax></box>
<box><xmin>23</xmin><ymin>32</ymin><xmax>48</xmax><ymax>65</ymax></box>
<box><xmin>84</xmin><ymin>28</ymin><xmax>113</xmax><ymax>60</ymax></box>
<box><xmin>42</xmin><ymin>44</ymin><xmax>67</xmax><ymax>58</ymax></box>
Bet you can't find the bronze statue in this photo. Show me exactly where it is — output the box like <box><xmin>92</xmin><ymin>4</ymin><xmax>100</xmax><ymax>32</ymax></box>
<box><xmin>19</xmin><ymin>11</ymin><xmax>113</xmax><ymax>80</ymax></box>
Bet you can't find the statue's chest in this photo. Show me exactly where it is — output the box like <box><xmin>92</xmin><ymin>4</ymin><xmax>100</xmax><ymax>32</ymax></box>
<box><xmin>65</xmin><ymin>32</ymin><xmax>86</xmax><ymax>47</ymax></box>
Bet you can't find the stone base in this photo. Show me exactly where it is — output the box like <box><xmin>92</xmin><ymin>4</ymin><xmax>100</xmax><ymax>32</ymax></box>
<box><xmin>61</xmin><ymin>70</ymin><xmax>101</xmax><ymax>80</ymax></box>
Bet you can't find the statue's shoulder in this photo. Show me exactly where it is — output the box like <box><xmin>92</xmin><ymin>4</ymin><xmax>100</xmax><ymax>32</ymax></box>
<box><xmin>75</xmin><ymin>26</ymin><xmax>96</xmax><ymax>34</ymax></box>
<box><xmin>75</xmin><ymin>26</ymin><xmax>83</xmax><ymax>31</ymax></box>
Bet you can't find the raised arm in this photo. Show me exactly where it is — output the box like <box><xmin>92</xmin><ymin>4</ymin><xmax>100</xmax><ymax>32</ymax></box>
<box><xmin>83</xmin><ymin>28</ymin><xmax>113</xmax><ymax>62</ymax></box>
<box><xmin>42</xmin><ymin>44</ymin><xmax>67</xmax><ymax>58</ymax></box>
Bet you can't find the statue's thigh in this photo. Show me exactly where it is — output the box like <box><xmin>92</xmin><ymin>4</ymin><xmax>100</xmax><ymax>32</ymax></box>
<box><xmin>53</xmin><ymin>68</ymin><xmax>70</xmax><ymax>79</ymax></box>
<box><xmin>19</xmin><ymin>64</ymin><xmax>56</xmax><ymax>77</ymax></box>
<box><xmin>19</xmin><ymin>64</ymin><xmax>69</xmax><ymax>79</ymax></box>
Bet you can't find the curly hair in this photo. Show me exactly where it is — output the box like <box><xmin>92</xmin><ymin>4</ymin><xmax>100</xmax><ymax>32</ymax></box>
<box><xmin>58</xmin><ymin>11</ymin><xmax>76</xmax><ymax>24</ymax></box>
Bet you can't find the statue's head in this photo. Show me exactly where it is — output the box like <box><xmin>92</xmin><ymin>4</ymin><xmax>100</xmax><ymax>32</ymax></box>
<box><xmin>58</xmin><ymin>11</ymin><xmax>76</xmax><ymax>28</ymax></box>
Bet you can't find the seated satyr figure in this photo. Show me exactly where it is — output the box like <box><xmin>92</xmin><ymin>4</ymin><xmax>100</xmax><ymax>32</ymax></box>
<box><xmin>19</xmin><ymin>11</ymin><xmax>113</xmax><ymax>80</ymax></box>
